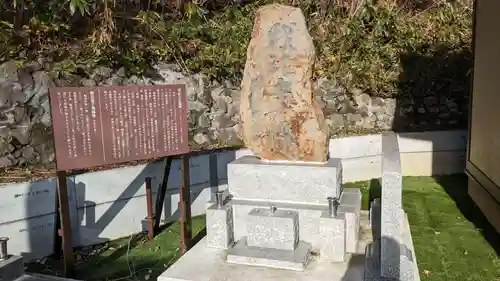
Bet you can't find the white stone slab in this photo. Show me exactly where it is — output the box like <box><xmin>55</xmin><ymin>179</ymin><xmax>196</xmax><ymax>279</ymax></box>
<box><xmin>228</xmin><ymin>156</ymin><xmax>342</xmax><ymax>204</ymax></box>
<box><xmin>206</xmin><ymin>204</ymin><xmax>234</xmax><ymax>249</ymax></box>
<box><xmin>363</xmin><ymin>213</ymin><xmax>420</xmax><ymax>281</ymax></box>
<box><xmin>230</xmin><ymin>197</ymin><xmax>360</xmax><ymax>253</ymax></box>
<box><xmin>161</xmin><ymin>182</ymin><xmax>215</xmax><ymax>222</ymax></box>
<box><xmin>158</xmin><ymin>212</ymin><xmax>371</xmax><ymax>281</ymax></box>
<box><xmin>73</xmin><ymin>162</ymin><xmax>165</xmax><ymax>207</ymax></box>
<box><xmin>74</xmin><ymin>182</ymin><xmax>214</xmax><ymax>246</ymax></box>
<box><xmin>246</xmin><ymin>208</ymin><xmax>299</xmax><ymax>251</ymax></box>
<box><xmin>402</xmin><ymin>214</ymin><xmax>420</xmax><ymax>281</ymax></box>
<box><xmin>329</xmin><ymin>134</ymin><xmax>383</xmax><ymax>159</ymax></box>
<box><xmin>396</xmin><ymin>130</ymin><xmax>467</xmax><ymax>153</ymax></box>
<box><xmin>231</xmin><ymin>200</ymin><xmax>325</xmax><ymax>251</ymax></box>
<box><xmin>0</xmin><ymin>213</ymin><xmax>56</xmax><ymax>261</ymax></box>
<box><xmin>226</xmin><ymin>237</ymin><xmax>311</xmax><ymax>271</ymax></box>
<box><xmin>338</xmin><ymin>206</ymin><xmax>359</xmax><ymax>253</ymax></box>
<box><xmin>341</xmin><ymin>156</ymin><xmax>382</xmax><ymax>183</ymax></box>
<box><xmin>380</xmin><ymin>132</ymin><xmax>404</xmax><ymax>279</ymax></box>
<box><xmin>340</xmin><ymin>150</ymin><xmax>466</xmax><ymax>183</ymax></box>
<box><xmin>166</xmin><ymin>154</ymin><xmax>211</xmax><ymax>188</ymax></box>
<box><xmin>400</xmin><ymin>150</ymin><xmax>466</xmax><ymax>176</ymax></box>
<box><xmin>73</xmin><ymin>156</ymin><xmax>211</xmax><ymax>207</ymax></box>
<box><xmin>319</xmin><ymin>212</ymin><xmax>346</xmax><ymax>262</ymax></box>
<box><xmin>328</xmin><ymin>130</ymin><xmax>467</xmax><ymax>158</ymax></box>
<box><xmin>0</xmin><ymin>178</ymin><xmax>71</xmax><ymax>223</ymax></box>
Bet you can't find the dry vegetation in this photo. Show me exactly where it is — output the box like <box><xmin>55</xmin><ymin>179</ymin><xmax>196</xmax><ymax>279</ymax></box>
<box><xmin>0</xmin><ymin>0</ymin><xmax>473</xmax><ymax>181</ymax></box>
<box><xmin>0</xmin><ymin>0</ymin><xmax>472</xmax><ymax>97</ymax></box>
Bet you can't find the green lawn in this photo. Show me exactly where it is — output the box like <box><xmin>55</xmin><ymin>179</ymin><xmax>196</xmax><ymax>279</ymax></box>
<box><xmin>345</xmin><ymin>174</ymin><xmax>500</xmax><ymax>281</ymax></box>
<box><xmin>28</xmin><ymin>174</ymin><xmax>500</xmax><ymax>281</ymax></box>
<box><xmin>74</xmin><ymin>217</ymin><xmax>207</xmax><ymax>281</ymax></box>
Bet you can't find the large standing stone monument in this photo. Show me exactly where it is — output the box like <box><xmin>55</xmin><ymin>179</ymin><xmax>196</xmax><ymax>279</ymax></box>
<box><xmin>239</xmin><ymin>4</ymin><xmax>329</xmax><ymax>162</ymax></box>
<box><xmin>158</xmin><ymin>4</ymin><xmax>366</xmax><ymax>281</ymax></box>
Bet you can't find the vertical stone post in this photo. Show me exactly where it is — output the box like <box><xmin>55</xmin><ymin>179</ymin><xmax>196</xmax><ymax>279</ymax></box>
<box><xmin>319</xmin><ymin>197</ymin><xmax>346</xmax><ymax>262</ymax></box>
<box><xmin>206</xmin><ymin>191</ymin><xmax>234</xmax><ymax>249</ymax></box>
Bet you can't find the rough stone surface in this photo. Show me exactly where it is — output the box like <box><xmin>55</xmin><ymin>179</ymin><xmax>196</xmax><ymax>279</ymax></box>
<box><xmin>380</xmin><ymin>132</ymin><xmax>404</xmax><ymax>279</ymax></box>
<box><xmin>319</xmin><ymin>212</ymin><xmax>346</xmax><ymax>262</ymax></box>
<box><xmin>228</xmin><ymin>155</ymin><xmax>342</xmax><ymax>204</ymax></box>
<box><xmin>246</xmin><ymin>208</ymin><xmax>299</xmax><ymax>251</ymax></box>
<box><xmin>206</xmin><ymin>204</ymin><xmax>234</xmax><ymax>249</ymax></box>
<box><xmin>0</xmin><ymin>55</ymin><xmax>468</xmax><ymax>168</ymax></box>
<box><xmin>238</xmin><ymin>4</ymin><xmax>330</xmax><ymax>162</ymax></box>
<box><xmin>226</xmin><ymin>237</ymin><xmax>311</xmax><ymax>271</ymax></box>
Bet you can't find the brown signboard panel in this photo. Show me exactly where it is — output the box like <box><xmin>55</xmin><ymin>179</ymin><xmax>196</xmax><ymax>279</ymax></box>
<box><xmin>49</xmin><ymin>85</ymin><xmax>189</xmax><ymax>171</ymax></box>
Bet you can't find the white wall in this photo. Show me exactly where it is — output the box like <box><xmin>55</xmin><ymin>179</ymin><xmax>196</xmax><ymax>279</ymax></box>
<box><xmin>0</xmin><ymin>130</ymin><xmax>467</xmax><ymax>260</ymax></box>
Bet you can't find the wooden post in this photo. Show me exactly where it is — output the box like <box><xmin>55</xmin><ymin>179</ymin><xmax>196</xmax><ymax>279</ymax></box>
<box><xmin>56</xmin><ymin>170</ymin><xmax>75</xmax><ymax>277</ymax></box>
<box><xmin>154</xmin><ymin>157</ymin><xmax>173</xmax><ymax>231</ymax></box>
<box><xmin>179</xmin><ymin>155</ymin><xmax>192</xmax><ymax>253</ymax></box>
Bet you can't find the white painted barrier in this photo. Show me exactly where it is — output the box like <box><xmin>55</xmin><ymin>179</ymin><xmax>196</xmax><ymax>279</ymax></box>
<box><xmin>0</xmin><ymin>130</ymin><xmax>467</xmax><ymax>260</ymax></box>
<box><xmin>0</xmin><ymin>178</ymin><xmax>76</xmax><ymax>261</ymax></box>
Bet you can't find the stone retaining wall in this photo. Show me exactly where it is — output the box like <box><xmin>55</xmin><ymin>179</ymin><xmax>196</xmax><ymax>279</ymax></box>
<box><xmin>0</xmin><ymin>60</ymin><xmax>468</xmax><ymax>167</ymax></box>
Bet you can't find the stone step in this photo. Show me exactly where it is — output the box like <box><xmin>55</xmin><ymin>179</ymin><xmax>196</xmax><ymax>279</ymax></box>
<box><xmin>225</xmin><ymin>237</ymin><xmax>311</xmax><ymax>271</ymax></box>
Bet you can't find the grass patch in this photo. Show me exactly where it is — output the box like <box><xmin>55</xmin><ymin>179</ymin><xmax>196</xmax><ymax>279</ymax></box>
<box><xmin>28</xmin><ymin>174</ymin><xmax>499</xmax><ymax>280</ymax></box>
<box><xmin>26</xmin><ymin>216</ymin><xmax>206</xmax><ymax>281</ymax></box>
<box><xmin>75</xmin><ymin>216</ymin><xmax>207</xmax><ymax>281</ymax></box>
<box><xmin>346</xmin><ymin>174</ymin><xmax>500</xmax><ymax>281</ymax></box>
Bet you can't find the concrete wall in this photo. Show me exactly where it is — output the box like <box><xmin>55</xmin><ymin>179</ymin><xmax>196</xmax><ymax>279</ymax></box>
<box><xmin>0</xmin><ymin>130</ymin><xmax>467</xmax><ymax>261</ymax></box>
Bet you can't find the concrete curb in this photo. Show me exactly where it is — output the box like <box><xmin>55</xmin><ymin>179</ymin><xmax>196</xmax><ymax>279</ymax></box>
<box><xmin>0</xmin><ymin>130</ymin><xmax>467</xmax><ymax>260</ymax></box>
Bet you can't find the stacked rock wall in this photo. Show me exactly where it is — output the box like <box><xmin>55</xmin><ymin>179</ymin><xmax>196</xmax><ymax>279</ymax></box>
<box><xmin>0</xmin><ymin>61</ymin><xmax>468</xmax><ymax>168</ymax></box>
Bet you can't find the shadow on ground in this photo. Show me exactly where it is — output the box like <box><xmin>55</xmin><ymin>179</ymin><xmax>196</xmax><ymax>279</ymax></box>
<box><xmin>434</xmin><ymin>174</ymin><xmax>500</xmax><ymax>256</ymax></box>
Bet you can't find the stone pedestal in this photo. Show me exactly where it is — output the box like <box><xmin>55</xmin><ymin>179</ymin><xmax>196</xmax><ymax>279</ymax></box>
<box><xmin>319</xmin><ymin>212</ymin><xmax>346</xmax><ymax>262</ymax></box>
<box><xmin>228</xmin><ymin>156</ymin><xmax>342</xmax><ymax>205</ymax></box>
<box><xmin>247</xmin><ymin>208</ymin><xmax>299</xmax><ymax>251</ymax></box>
<box><xmin>206</xmin><ymin>204</ymin><xmax>234</xmax><ymax>249</ymax></box>
<box><xmin>162</xmin><ymin>138</ymin><xmax>362</xmax><ymax>278</ymax></box>
<box><xmin>226</xmin><ymin>237</ymin><xmax>312</xmax><ymax>271</ymax></box>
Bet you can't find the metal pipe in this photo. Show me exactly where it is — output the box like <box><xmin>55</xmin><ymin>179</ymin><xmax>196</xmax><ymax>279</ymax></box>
<box><xmin>269</xmin><ymin>204</ymin><xmax>276</xmax><ymax>214</ymax></box>
<box><xmin>0</xmin><ymin>237</ymin><xmax>9</xmax><ymax>260</ymax></box>
<box><xmin>179</xmin><ymin>155</ymin><xmax>192</xmax><ymax>254</ymax></box>
<box><xmin>327</xmin><ymin>197</ymin><xmax>340</xmax><ymax>217</ymax></box>
<box><xmin>145</xmin><ymin>177</ymin><xmax>155</xmax><ymax>240</ymax></box>
<box><xmin>215</xmin><ymin>191</ymin><xmax>224</xmax><ymax>209</ymax></box>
